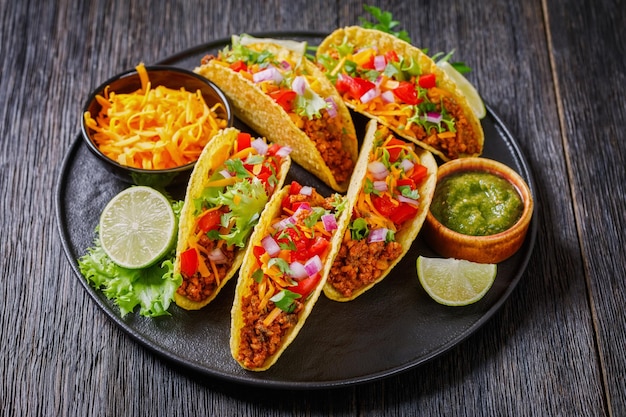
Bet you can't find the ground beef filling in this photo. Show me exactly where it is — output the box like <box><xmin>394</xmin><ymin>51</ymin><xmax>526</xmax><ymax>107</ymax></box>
<box><xmin>176</xmin><ymin>234</ymin><xmax>236</xmax><ymax>302</ymax></box>
<box><xmin>301</xmin><ymin>111</ymin><xmax>354</xmax><ymax>185</ymax></box>
<box><xmin>237</xmin><ymin>283</ymin><xmax>303</xmax><ymax>369</ymax></box>
<box><xmin>412</xmin><ymin>89</ymin><xmax>481</xmax><ymax>160</ymax></box>
<box><xmin>328</xmin><ymin>236</ymin><xmax>404</xmax><ymax>297</ymax></box>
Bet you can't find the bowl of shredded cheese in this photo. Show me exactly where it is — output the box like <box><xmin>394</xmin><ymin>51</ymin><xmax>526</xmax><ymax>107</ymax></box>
<box><xmin>81</xmin><ymin>63</ymin><xmax>233</xmax><ymax>187</ymax></box>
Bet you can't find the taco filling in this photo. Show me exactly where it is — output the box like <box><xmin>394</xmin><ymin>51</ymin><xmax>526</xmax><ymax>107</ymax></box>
<box><xmin>327</xmin><ymin>125</ymin><xmax>430</xmax><ymax>298</ymax></box>
<box><xmin>236</xmin><ymin>182</ymin><xmax>346</xmax><ymax>369</ymax></box>
<box><xmin>201</xmin><ymin>42</ymin><xmax>355</xmax><ymax>185</ymax></box>
<box><xmin>176</xmin><ymin>132</ymin><xmax>291</xmax><ymax>304</ymax></box>
<box><xmin>316</xmin><ymin>29</ymin><xmax>482</xmax><ymax>160</ymax></box>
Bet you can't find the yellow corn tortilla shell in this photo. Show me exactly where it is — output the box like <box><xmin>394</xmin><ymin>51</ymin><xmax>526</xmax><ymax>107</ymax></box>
<box><xmin>323</xmin><ymin>119</ymin><xmax>438</xmax><ymax>302</ymax></box>
<box><xmin>174</xmin><ymin>127</ymin><xmax>291</xmax><ymax>310</ymax></box>
<box><xmin>317</xmin><ymin>26</ymin><xmax>484</xmax><ymax>161</ymax></box>
<box><xmin>230</xmin><ymin>184</ymin><xmax>352</xmax><ymax>371</ymax></box>
<box><xmin>195</xmin><ymin>41</ymin><xmax>358</xmax><ymax>192</ymax></box>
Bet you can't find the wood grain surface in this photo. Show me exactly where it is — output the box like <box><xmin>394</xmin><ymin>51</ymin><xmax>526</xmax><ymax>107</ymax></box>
<box><xmin>1</xmin><ymin>0</ymin><xmax>624</xmax><ymax>415</ymax></box>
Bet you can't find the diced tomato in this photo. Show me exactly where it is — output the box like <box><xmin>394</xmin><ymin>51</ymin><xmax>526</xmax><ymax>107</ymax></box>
<box><xmin>308</xmin><ymin>236</ymin><xmax>329</xmax><ymax>258</ymax></box>
<box><xmin>389</xmin><ymin>203</ymin><xmax>418</xmax><ymax>225</ymax></box>
<box><xmin>361</xmin><ymin>55</ymin><xmax>376</xmax><ymax>70</ymax></box>
<box><xmin>393</xmin><ymin>81</ymin><xmax>420</xmax><ymax>105</ymax></box>
<box><xmin>410</xmin><ymin>164</ymin><xmax>428</xmax><ymax>184</ymax></box>
<box><xmin>418</xmin><ymin>73</ymin><xmax>436</xmax><ymax>89</ymax></box>
<box><xmin>252</xmin><ymin>245</ymin><xmax>265</xmax><ymax>260</ymax></box>
<box><xmin>291</xmin><ymin>273</ymin><xmax>321</xmax><ymax>298</ymax></box>
<box><xmin>335</xmin><ymin>74</ymin><xmax>375</xmax><ymax>100</ymax></box>
<box><xmin>288</xmin><ymin>181</ymin><xmax>302</xmax><ymax>195</ymax></box>
<box><xmin>385</xmin><ymin>50</ymin><xmax>399</xmax><ymax>62</ymax></box>
<box><xmin>396</xmin><ymin>178</ymin><xmax>416</xmax><ymax>189</ymax></box>
<box><xmin>266</xmin><ymin>143</ymin><xmax>283</xmax><ymax>156</ymax></box>
<box><xmin>275</xmin><ymin>226</ymin><xmax>310</xmax><ymax>262</ymax></box>
<box><xmin>385</xmin><ymin>137</ymin><xmax>407</xmax><ymax>162</ymax></box>
<box><xmin>236</xmin><ymin>132</ymin><xmax>251</xmax><ymax>152</ymax></box>
<box><xmin>372</xmin><ymin>194</ymin><xmax>418</xmax><ymax>225</ymax></box>
<box><xmin>268</xmin><ymin>89</ymin><xmax>297</xmax><ymax>112</ymax></box>
<box><xmin>254</xmin><ymin>164</ymin><xmax>274</xmax><ymax>189</ymax></box>
<box><xmin>371</xmin><ymin>194</ymin><xmax>396</xmax><ymax>218</ymax></box>
<box><xmin>180</xmin><ymin>248</ymin><xmax>198</xmax><ymax>277</ymax></box>
<box><xmin>229</xmin><ymin>61</ymin><xmax>247</xmax><ymax>72</ymax></box>
<box><xmin>198</xmin><ymin>210</ymin><xmax>222</xmax><ymax>232</ymax></box>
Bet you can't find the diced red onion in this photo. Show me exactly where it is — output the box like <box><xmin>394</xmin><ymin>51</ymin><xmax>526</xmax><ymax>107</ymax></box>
<box><xmin>368</xmin><ymin>228</ymin><xmax>388</xmax><ymax>243</ymax></box>
<box><xmin>399</xmin><ymin>158</ymin><xmax>414</xmax><ymax>173</ymax></box>
<box><xmin>373</xmin><ymin>180</ymin><xmax>388</xmax><ymax>192</ymax></box>
<box><xmin>325</xmin><ymin>97</ymin><xmax>337</xmax><ymax>117</ymax></box>
<box><xmin>253</xmin><ymin>66</ymin><xmax>283</xmax><ymax>83</ymax></box>
<box><xmin>321</xmin><ymin>214</ymin><xmax>337</xmax><ymax>231</ymax></box>
<box><xmin>291</xmin><ymin>76</ymin><xmax>306</xmax><ymax>95</ymax></box>
<box><xmin>299</xmin><ymin>186</ymin><xmax>313</xmax><ymax>196</ymax></box>
<box><xmin>294</xmin><ymin>202</ymin><xmax>311</xmax><ymax>214</ymax></box>
<box><xmin>360</xmin><ymin>88</ymin><xmax>379</xmax><ymax>104</ymax></box>
<box><xmin>208</xmin><ymin>248</ymin><xmax>228</xmax><ymax>264</ymax></box>
<box><xmin>219</xmin><ymin>169</ymin><xmax>232</xmax><ymax>178</ymax></box>
<box><xmin>261</xmin><ymin>235</ymin><xmax>281</xmax><ymax>257</ymax></box>
<box><xmin>273</xmin><ymin>216</ymin><xmax>294</xmax><ymax>231</ymax></box>
<box><xmin>289</xmin><ymin>261</ymin><xmax>308</xmax><ymax>280</ymax></box>
<box><xmin>304</xmin><ymin>255</ymin><xmax>323</xmax><ymax>277</ymax></box>
<box><xmin>368</xmin><ymin>161</ymin><xmax>389</xmax><ymax>180</ymax></box>
<box><xmin>374</xmin><ymin>55</ymin><xmax>387</xmax><ymax>71</ymax></box>
<box><xmin>275</xmin><ymin>145</ymin><xmax>292</xmax><ymax>157</ymax></box>
<box><xmin>251</xmin><ymin>138</ymin><xmax>268</xmax><ymax>155</ymax></box>
<box><xmin>397</xmin><ymin>194</ymin><xmax>420</xmax><ymax>207</ymax></box>
<box><xmin>425</xmin><ymin>112</ymin><xmax>443</xmax><ymax>123</ymax></box>
<box><xmin>280</xmin><ymin>60</ymin><xmax>291</xmax><ymax>70</ymax></box>
<box><xmin>381</xmin><ymin>90</ymin><xmax>396</xmax><ymax>103</ymax></box>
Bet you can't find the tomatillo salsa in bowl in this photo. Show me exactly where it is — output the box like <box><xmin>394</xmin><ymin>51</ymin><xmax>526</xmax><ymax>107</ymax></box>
<box><xmin>423</xmin><ymin>157</ymin><xmax>533</xmax><ymax>264</ymax></box>
<box><xmin>81</xmin><ymin>64</ymin><xmax>233</xmax><ymax>187</ymax></box>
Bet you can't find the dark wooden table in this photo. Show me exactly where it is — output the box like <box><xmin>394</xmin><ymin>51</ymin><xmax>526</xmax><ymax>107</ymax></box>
<box><xmin>2</xmin><ymin>0</ymin><xmax>624</xmax><ymax>415</ymax></box>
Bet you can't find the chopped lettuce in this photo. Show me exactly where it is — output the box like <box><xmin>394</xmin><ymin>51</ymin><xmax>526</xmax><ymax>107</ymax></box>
<box><xmin>205</xmin><ymin>177</ymin><xmax>269</xmax><ymax>247</ymax></box>
<box><xmin>77</xmin><ymin>200</ymin><xmax>183</xmax><ymax>318</ymax></box>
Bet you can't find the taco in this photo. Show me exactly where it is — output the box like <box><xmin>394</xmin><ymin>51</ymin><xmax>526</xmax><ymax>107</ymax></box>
<box><xmin>316</xmin><ymin>26</ymin><xmax>484</xmax><ymax>161</ymax></box>
<box><xmin>323</xmin><ymin>119</ymin><xmax>438</xmax><ymax>301</ymax></box>
<box><xmin>174</xmin><ymin>127</ymin><xmax>291</xmax><ymax>310</ymax></box>
<box><xmin>195</xmin><ymin>34</ymin><xmax>358</xmax><ymax>192</ymax></box>
<box><xmin>230</xmin><ymin>181</ymin><xmax>350</xmax><ymax>370</ymax></box>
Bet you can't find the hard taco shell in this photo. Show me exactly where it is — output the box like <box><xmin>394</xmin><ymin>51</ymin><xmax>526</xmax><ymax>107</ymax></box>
<box><xmin>317</xmin><ymin>26</ymin><xmax>484</xmax><ymax>161</ymax></box>
<box><xmin>323</xmin><ymin>119</ymin><xmax>438</xmax><ymax>302</ymax></box>
<box><xmin>174</xmin><ymin>127</ymin><xmax>291</xmax><ymax>310</ymax></box>
<box><xmin>230</xmin><ymin>184</ymin><xmax>351</xmax><ymax>371</ymax></box>
<box><xmin>195</xmin><ymin>42</ymin><xmax>358</xmax><ymax>192</ymax></box>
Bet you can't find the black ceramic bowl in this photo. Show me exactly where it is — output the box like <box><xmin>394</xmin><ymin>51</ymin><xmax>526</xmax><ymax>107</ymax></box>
<box><xmin>81</xmin><ymin>65</ymin><xmax>233</xmax><ymax>187</ymax></box>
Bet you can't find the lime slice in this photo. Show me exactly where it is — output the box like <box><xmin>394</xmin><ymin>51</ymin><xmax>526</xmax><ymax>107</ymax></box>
<box><xmin>99</xmin><ymin>186</ymin><xmax>176</xmax><ymax>269</ymax></box>
<box><xmin>416</xmin><ymin>256</ymin><xmax>497</xmax><ymax>306</ymax></box>
<box><xmin>233</xmin><ymin>34</ymin><xmax>308</xmax><ymax>56</ymax></box>
<box><xmin>437</xmin><ymin>61</ymin><xmax>487</xmax><ymax>119</ymax></box>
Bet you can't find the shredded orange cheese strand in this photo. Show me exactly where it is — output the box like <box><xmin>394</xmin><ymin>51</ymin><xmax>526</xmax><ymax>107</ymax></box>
<box><xmin>84</xmin><ymin>63</ymin><xmax>228</xmax><ymax>170</ymax></box>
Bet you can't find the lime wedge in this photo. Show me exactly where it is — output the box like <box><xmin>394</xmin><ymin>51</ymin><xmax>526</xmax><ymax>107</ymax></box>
<box><xmin>437</xmin><ymin>61</ymin><xmax>487</xmax><ymax>119</ymax></box>
<box><xmin>99</xmin><ymin>186</ymin><xmax>176</xmax><ymax>269</ymax></box>
<box><xmin>233</xmin><ymin>34</ymin><xmax>308</xmax><ymax>56</ymax></box>
<box><xmin>416</xmin><ymin>256</ymin><xmax>496</xmax><ymax>306</ymax></box>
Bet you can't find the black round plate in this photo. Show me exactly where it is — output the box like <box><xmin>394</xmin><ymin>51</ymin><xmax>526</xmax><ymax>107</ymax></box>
<box><xmin>56</xmin><ymin>31</ymin><xmax>537</xmax><ymax>389</ymax></box>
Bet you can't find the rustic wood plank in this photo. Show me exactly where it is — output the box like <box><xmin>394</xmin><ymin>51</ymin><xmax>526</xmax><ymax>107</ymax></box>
<box><xmin>544</xmin><ymin>0</ymin><xmax>626</xmax><ymax>415</ymax></box>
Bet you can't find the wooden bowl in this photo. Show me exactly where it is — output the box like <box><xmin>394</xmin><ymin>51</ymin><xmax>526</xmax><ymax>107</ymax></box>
<box><xmin>423</xmin><ymin>157</ymin><xmax>534</xmax><ymax>263</ymax></box>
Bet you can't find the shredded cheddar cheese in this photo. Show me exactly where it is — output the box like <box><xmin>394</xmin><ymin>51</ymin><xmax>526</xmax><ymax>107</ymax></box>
<box><xmin>83</xmin><ymin>63</ymin><xmax>228</xmax><ymax>170</ymax></box>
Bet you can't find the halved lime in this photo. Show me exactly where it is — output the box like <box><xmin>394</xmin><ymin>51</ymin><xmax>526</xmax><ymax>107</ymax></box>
<box><xmin>99</xmin><ymin>186</ymin><xmax>176</xmax><ymax>269</ymax></box>
<box><xmin>416</xmin><ymin>256</ymin><xmax>497</xmax><ymax>306</ymax></box>
<box><xmin>437</xmin><ymin>61</ymin><xmax>487</xmax><ymax>119</ymax></box>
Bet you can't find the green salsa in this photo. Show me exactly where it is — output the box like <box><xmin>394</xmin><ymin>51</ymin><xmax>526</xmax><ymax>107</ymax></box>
<box><xmin>431</xmin><ymin>171</ymin><xmax>524</xmax><ymax>236</ymax></box>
